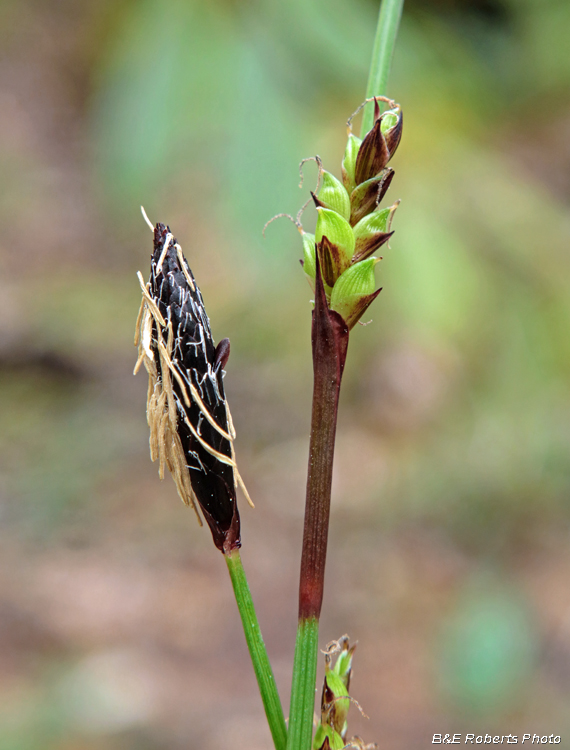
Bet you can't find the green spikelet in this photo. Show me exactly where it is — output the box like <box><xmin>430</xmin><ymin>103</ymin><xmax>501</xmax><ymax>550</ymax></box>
<box><xmin>298</xmin><ymin>98</ymin><xmax>402</xmax><ymax>330</ymax></box>
<box><xmin>312</xmin><ymin>636</ymin><xmax>378</xmax><ymax>749</ymax></box>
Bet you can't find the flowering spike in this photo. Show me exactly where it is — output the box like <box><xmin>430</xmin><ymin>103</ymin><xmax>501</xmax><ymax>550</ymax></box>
<box><xmin>322</xmin><ymin>668</ymin><xmax>350</xmax><ymax>735</ymax></box>
<box><xmin>312</xmin><ymin>636</ymin><xmax>373</xmax><ymax>749</ymax></box>
<box><xmin>295</xmin><ymin>101</ymin><xmax>402</xmax><ymax>335</ymax></box>
<box><xmin>135</xmin><ymin>223</ymin><xmax>248</xmax><ymax>553</ymax></box>
<box><xmin>331</xmin><ymin>636</ymin><xmax>357</xmax><ymax>691</ymax></box>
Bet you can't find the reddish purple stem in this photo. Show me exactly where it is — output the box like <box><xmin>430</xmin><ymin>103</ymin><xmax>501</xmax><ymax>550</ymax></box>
<box><xmin>298</xmin><ymin>251</ymin><xmax>349</xmax><ymax>620</ymax></box>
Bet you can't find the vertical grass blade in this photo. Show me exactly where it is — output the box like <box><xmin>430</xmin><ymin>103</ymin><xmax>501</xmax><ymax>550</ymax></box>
<box><xmin>226</xmin><ymin>549</ymin><xmax>288</xmax><ymax>750</ymax></box>
<box><xmin>286</xmin><ymin>617</ymin><xmax>320</xmax><ymax>750</ymax></box>
<box><xmin>361</xmin><ymin>0</ymin><xmax>405</xmax><ymax>137</ymax></box>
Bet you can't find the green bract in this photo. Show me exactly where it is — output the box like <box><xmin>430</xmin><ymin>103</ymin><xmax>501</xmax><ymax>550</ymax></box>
<box><xmin>381</xmin><ymin>107</ymin><xmax>399</xmax><ymax>133</ymax></box>
<box><xmin>353</xmin><ymin>204</ymin><xmax>394</xmax><ymax>239</ymax></box>
<box><xmin>330</xmin><ymin>257</ymin><xmax>380</xmax><ymax>329</ymax></box>
<box><xmin>352</xmin><ymin>202</ymin><xmax>397</xmax><ymax>262</ymax></box>
<box><xmin>302</xmin><ymin>232</ymin><xmax>317</xmax><ymax>280</ymax></box>
<box><xmin>341</xmin><ymin>133</ymin><xmax>362</xmax><ymax>194</ymax></box>
<box><xmin>331</xmin><ymin>257</ymin><xmax>378</xmax><ymax>304</ymax></box>
<box><xmin>318</xmin><ymin>171</ymin><xmax>351</xmax><ymax>221</ymax></box>
<box><xmin>332</xmin><ymin>642</ymin><xmax>355</xmax><ymax>689</ymax></box>
<box><xmin>323</xmin><ymin>668</ymin><xmax>350</xmax><ymax>735</ymax></box>
<box><xmin>313</xmin><ymin>725</ymin><xmax>345</xmax><ymax>750</ymax></box>
<box><xmin>315</xmin><ymin>208</ymin><xmax>355</xmax><ymax>268</ymax></box>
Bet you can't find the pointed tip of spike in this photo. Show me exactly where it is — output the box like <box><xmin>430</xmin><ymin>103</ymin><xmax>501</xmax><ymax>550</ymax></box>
<box><xmin>373</xmin><ymin>97</ymin><xmax>381</xmax><ymax>123</ymax></box>
<box><xmin>311</xmin><ymin>191</ymin><xmax>326</xmax><ymax>210</ymax></box>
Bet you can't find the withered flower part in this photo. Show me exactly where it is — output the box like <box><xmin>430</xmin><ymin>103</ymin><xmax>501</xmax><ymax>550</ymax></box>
<box><xmin>354</xmin><ymin>100</ymin><xmax>402</xmax><ymax>185</ymax></box>
<box><xmin>316</xmin><ymin>235</ymin><xmax>347</xmax><ymax>289</ymax></box>
<box><xmin>382</xmin><ymin>108</ymin><xmax>403</xmax><ymax>156</ymax></box>
<box><xmin>134</xmin><ymin>222</ymin><xmax>252</xmax><ymax>553</ymax></box>
<box><xmin>352</xmin><ymin>201</ymin><xmax>399</xmax><ymax>263</ymax></box>
<box><xmin>349</xmin><ymin>169</ymin><xmax>394</xmax><ymax>226</ymax></box>
<box><xmin>351</xmin><ymin>230</ymin><xmax>392</xmax><ymax>264</ymax></box>
<box><xmin>354</xmin><ymin>117</ymin><xmax>390</xmax><ymax>185</ymax></box>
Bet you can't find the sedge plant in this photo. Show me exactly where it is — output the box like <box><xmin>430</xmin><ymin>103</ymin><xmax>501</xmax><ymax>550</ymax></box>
<box><xmin>134</xmin><ymin>1</ymin><xmax>404</xmax><ymax>749</ymax></box>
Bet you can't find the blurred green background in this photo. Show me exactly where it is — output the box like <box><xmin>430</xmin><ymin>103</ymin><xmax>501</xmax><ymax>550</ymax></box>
<box><xmin>1</xmin><ymin>0</ymin><xmax>570</xmax><ymax>748</ymax></box>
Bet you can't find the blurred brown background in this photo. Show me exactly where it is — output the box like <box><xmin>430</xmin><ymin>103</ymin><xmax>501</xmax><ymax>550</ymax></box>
<box><xmin>1</xmin><ymin>0</ymin><xmax>570</xmax><ymax>748</ymax></box>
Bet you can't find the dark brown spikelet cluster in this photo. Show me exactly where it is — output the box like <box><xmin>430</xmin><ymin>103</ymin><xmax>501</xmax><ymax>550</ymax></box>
<box><xmin>134</xmin><ymin>222</ymin><xmax>252</xmax><ymax>552</ymax></box>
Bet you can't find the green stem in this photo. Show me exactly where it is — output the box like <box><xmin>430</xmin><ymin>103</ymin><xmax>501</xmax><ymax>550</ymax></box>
<box><xmin>287</xmin><ymin>617</ymin><xmax>320</xmax><ymax>750</ymax></box>
<box><xmin>361</xmin><ymin>0</ymin><xmax>405</xmax><ymax>137</ymax></box>
<box><xmin>225</xmin><ymin>549</ymin><xmax>288</xmax><ymax>750</ymax></box>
